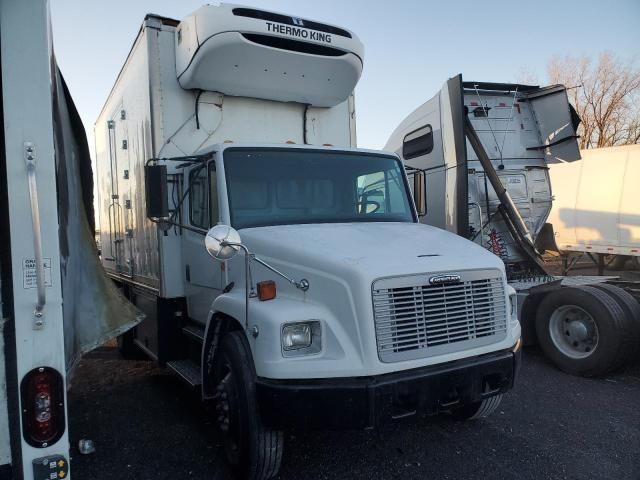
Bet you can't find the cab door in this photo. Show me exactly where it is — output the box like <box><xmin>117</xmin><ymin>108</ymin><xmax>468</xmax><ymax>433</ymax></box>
<box><xmin>181</xmin><ymin>161</ymin><xmax>224</xmax><ymax>324</ymax></box>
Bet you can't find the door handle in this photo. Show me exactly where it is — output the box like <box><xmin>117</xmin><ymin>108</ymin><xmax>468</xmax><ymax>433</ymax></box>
<box><xmin>24</xmin><ymin>142</ymin><xmax>46</xmax><ymax>327</ymax></box>
<box><xmin>185</xmin><ymin>264</ymin><xmax>191</xmax><ymax>282</ymax></box>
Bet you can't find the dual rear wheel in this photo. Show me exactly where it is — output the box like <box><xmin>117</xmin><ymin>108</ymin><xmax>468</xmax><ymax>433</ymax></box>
<box><xmin>536</xmin><ymin>285</ymin><xmax>640</xmax><ymax>377</ymax></box>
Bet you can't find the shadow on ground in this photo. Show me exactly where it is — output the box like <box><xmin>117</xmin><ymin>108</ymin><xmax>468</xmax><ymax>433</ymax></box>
<box><xmin>68</xmin><ymin>346</ymin><xmax>640</xmax><ymax>480</ymax></box>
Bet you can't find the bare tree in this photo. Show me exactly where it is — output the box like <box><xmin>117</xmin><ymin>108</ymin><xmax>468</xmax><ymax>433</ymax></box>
<box><xmin>546</xmin><ymin>52</ymin><xmax>640</xmax><ymax>149</ymax></box>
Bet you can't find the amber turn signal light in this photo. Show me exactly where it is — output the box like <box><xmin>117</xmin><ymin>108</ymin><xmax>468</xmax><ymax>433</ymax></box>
<box><xmin>257</xmin><ymin>280</ymin><xmax>277</xmax><ymax>301</ymax></box>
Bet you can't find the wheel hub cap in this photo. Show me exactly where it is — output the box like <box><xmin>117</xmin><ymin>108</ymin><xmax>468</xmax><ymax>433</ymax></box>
<box><xmin>567</xmin><ymin>320</ymin><xmax>589</xmax><ymax>341</ymax></box>
<box><xmin>548</xmin><ymin>304</ymin><xmax>599</xmax><ymax>359</ymax></box>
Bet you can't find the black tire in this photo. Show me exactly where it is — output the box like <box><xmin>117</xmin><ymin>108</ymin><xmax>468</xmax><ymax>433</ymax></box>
<box><xmin>451</xmin><ymin>394</ymin><xmax>503</xmax><ymax>421</ymax></box>
<box><xmin>591</xmin><ymin>283</ymin><xmax>640</xmax><ymax>363</ymax></box>
<box><xmin>213</xmin><ymin>331</ymin><xmax>283</xmax><ymax>480</ymax></box>
<box><xmin>535</xmin><ymin>286</ymin><xmax>635</xmax><ymax>377</ymax></box>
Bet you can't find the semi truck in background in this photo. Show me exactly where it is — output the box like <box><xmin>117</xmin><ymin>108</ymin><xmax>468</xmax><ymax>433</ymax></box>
<box><xmin>0</xmin><ymin>0</ymin><xmax>139</xmax><ymax>478</ymax></box>
<box><xmin>95</xmin><ymin>5</ymin><xmax>521</xmax><ymax>479</ymax></box>
<box><xmin>387</xmin><ymin>75</ymin><xmax>640</xmax><ymax>378</ymax></box>
<box><xmin>548</xmin><ymin>144</ymin><xmax>640</xmax><ymax>273</ymax></box>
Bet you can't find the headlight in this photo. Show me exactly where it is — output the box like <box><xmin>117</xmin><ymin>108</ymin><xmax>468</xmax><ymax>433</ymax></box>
<box><xmin>281</xmin><ymin>321</ymin><xmax>321</xmax><ymax>357</ymax></box>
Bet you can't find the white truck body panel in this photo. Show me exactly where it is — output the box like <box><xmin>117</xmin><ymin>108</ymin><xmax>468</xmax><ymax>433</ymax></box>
<box><xmin>548</xmin><ymin>145</ymin><xmax>640</xmax><ymax>256</ymax></box>
<box><xmin>1</xmin><ymin>0</ymin><xmax>70</xmax><ymax>474</ymax></box>
<box><xmin>0</xmin><ymin>318</ymin><xmax>9</xmax><ymax>465</ymax></box>
<box><xmin>2</xmin><ymin>1</ymin><xmax>137</xmax><ymax>476</ymax></box>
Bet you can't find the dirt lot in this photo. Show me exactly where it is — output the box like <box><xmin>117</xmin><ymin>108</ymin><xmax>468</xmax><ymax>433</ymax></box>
<box><xmin>67</xmin><ymin>344</ymin><xmax>640</xmax><ymax>480</ymax></box>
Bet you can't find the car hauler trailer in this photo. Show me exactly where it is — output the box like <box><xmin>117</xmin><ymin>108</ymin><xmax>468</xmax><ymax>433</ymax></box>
<box><xmin>0</xmin><ymin>1</ymin><xmax>139</xmax><ymax>478</ymax></box>
<box><xmin>96</xmin><ymin>6</ymin><xmax>522</xmax><ymax>479</ymax></box>
<box><xmin>387</xmin><ymin>75</ymin><xmax>640</xmax><ymax>378</ymax></box>
<box><xmin>548</xmin><ymin>144</ymin><xmax>640</xmax><ymax>273</ymax></box>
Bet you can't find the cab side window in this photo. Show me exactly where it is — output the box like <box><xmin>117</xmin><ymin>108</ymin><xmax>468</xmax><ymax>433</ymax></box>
<box><xmin>402</xmin><ymin>125</ymin><xmax>433</xmax><ymax>159</ymax></box>
<box><xmin>209</xmin><ymin>163</ymin><xmax>219</xmax><ymax>226</ymax></box>
<box><xmin>189</xmin><ymin>164</ymin><xmax>220</xmax><ymax>228</ymax></box>
<box><xmin>190</xmin><ymin>166</ymin><xmax>209</xmax><ymax>228</ymax></box>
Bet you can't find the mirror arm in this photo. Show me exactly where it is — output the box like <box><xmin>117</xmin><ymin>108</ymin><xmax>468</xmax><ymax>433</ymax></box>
<box><xmin>219</xmin><ymin>241</ymin><xmax>254</xmax><ymax>329</ymax></box>
<box><xmin>252</xmin><ymin>256</ymin><xmax>310</xmax><ymax>292</ymax></box>
<box><xmin>221</xmin><ymin>241</ymin><xmax>310</xmax><ymax>292</ymax></box>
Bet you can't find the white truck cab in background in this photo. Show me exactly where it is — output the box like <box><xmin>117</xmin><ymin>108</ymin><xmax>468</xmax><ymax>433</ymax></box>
<box><xmin>95</xmin><ymin>6</ymin><xmax>521</xmax><ymax>479</ymax></box>
<box><xmin>387</xmin><ymin>75</ymin><xmax>640</xmax><ymax>379</ymax></box>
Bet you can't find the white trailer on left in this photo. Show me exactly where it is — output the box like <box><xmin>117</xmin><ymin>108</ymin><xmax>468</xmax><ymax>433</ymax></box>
<box><xmin>0</xmin><ymin>1</ymin><xmax>139</xmax><ymax>478</ymax></box>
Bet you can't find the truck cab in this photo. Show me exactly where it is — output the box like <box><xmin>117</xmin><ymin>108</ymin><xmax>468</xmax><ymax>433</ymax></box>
<box><xmin>95</xmin><ymin>6</ymin><xmax>521</xmax><ymax>479</ymax></box>
<box><xmin>387</xmin><ymin>75</ymin><xmax>640</xmax><ymax>379</ymax></box>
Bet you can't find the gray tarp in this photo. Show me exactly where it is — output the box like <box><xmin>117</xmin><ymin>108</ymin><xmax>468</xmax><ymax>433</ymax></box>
<box><xmin>52</xmin><ymin>65</ymin><xmax>142</xmax><ymax>375</ymax></box>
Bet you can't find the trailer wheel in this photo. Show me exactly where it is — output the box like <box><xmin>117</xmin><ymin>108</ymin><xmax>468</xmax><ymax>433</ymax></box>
<box><xmin>451</xmin><ymin>393</ymin><xmax>503</xmax><ymax>421</ymax></box>
<box><xmin>213</xmin><ymin>331</ymin><xmax>283</xmax><ymax>480</ymax></box>
<box><xmin>535</xmin><ymin>286</ymin><xmax>633</xmax><ymax>376</ymax></box>
<box><xmin>591</xmin><ymin>283</ymin><xmax>640</xmax><ymax>363</ymax></box>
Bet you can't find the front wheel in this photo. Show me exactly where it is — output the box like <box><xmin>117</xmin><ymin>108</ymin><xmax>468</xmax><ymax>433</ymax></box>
<box><xmin>213</xmin><ymin>331</ymin><xmax>283</xmax><ymax>480</ymax></box>
<box><xmin>451</xmin><ymin>394</ymin><xmax>503</xmax><ymax>420</ymax></box>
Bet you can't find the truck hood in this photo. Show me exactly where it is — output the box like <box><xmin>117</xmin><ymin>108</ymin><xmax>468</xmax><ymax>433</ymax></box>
<box><xmin>239</xmin><ymin>222</ymin><xmax>505</xmax><ymax>282</ymax></box>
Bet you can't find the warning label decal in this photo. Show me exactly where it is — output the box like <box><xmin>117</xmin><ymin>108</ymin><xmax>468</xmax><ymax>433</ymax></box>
<box><xmin>22</xmin><ymin>257</ymin><xmax>52</xmax><ymax>289</ymax></box>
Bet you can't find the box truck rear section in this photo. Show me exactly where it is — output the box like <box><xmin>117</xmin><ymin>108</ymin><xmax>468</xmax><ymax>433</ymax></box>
<box><xmin>96</xmin><ymin>7</ymin><xmax>521</xmax><ymax>479</ymax></box>
<box><xmin>1</xmin><ymin>1</ymin><xmax>140</xmax><ymax>478</ymax></box>
<box><xmin>387</xmin><ymin>74</ymin><xmax>640</xmax><ymax>377</ymax></box>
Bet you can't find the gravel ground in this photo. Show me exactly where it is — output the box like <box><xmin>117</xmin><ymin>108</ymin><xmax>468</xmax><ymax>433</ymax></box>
<box><xmin>67</xmin><ymin>346</ymin><xmax>640</xmax><ymax>480</ymax></box>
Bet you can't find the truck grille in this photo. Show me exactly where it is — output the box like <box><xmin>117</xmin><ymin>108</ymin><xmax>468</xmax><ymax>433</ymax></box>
<box><xmin>372</xmin><ymin>270</ymin><xmax>508</xmax><ymax>363</ymax></box>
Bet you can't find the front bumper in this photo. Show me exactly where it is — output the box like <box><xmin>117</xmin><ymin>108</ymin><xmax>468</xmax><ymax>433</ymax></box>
<box><xmin>256</xmin><ymin>348</ymin><xmax>520</xmax><ymax>430</ymax></box>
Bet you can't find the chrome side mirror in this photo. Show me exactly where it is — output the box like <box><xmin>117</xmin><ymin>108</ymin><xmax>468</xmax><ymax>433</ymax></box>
<box><xmin>205</xmin><ymin>225</ymin><xmax>242</xmax><ymax>261</ymax></box>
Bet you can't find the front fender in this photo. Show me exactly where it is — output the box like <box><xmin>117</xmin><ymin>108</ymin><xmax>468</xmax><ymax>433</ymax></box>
<box><xmin>244</xmin><ymin>295</ymin><xmax>365</xmax><ymax>379</ymax></box>
<box><xmin>207</xmin><ymin>290</ymin><xmax>366</xmax><ymax>380</ymax></box>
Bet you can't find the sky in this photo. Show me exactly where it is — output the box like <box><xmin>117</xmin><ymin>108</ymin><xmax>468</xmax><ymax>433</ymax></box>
<box><xmin>51</xmin><ymin>0</ymin><xmax>640</xmax><ymax>152</ymax></box>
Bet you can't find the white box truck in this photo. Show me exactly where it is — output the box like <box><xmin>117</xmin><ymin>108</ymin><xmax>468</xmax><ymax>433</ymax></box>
<box><xmin>548</xmin><ymin>144</ymin><xmax>640</xmax><ymax>272</ymax></box>
<box><xmin>95</xmin><ymin>6</ymin><xmax>521</xmax><ymax>479</ymax></box>
<box><xmin>387</xmin><ymin>75</ymin><xmax>640</xmax><ymax>379</ymax></box>
<box><xmin>1</xmin><ymin>1</ymin><xmax>139</xmax><ymax>478</ymax></box>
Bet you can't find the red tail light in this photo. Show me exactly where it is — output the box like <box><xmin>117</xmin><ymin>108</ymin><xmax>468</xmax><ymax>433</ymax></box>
<box><xmin>21</xmin><ymin>367</ymin><xmax>65</xmax><ymax>447</ymax></box>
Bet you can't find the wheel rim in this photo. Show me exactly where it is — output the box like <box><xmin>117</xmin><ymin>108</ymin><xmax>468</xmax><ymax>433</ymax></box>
<box><xmin>215</xmin><ymin>358</ymin><xmax>240</xmax><ymax>465</ymax></box>
<box><xmin>548</xmin><ymin>304</ymin><xmax>599</xmax><ymax>359</ymax></box>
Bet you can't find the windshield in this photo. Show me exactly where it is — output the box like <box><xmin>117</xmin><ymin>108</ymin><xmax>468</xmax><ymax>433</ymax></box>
<box><xmin>223</xmin><ymin>148</ymin><xmax>415</xmax><ymax>229</ymax></box>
